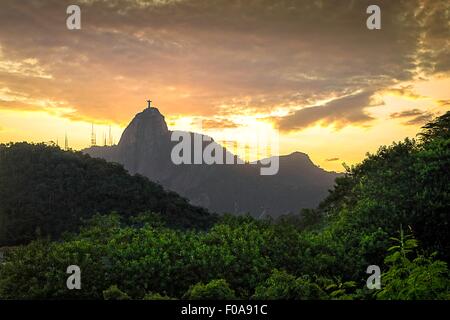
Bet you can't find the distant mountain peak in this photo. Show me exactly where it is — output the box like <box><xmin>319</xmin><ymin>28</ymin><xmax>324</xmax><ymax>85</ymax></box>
<box><xmin>84</xmin><ymin>106</ymin><xmax>341</xmax><ymax>217</ymax></box>
<box><xmin>286</xmin><ymin>151</ymin><xmax>310</xmax><ymax>159</ymax></box>
<box><xmin>141</xmin><ymin>106</ymin><xmax>163</xmax><ymax>115</ymax></box>
<box><xmin>118</xmin><ymin>107</ymin><xmax>169</xmax><ymax>147</ymax></box>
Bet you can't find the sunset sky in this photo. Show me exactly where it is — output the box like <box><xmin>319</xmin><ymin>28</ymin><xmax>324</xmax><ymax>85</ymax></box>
<box><xmin>0</xmin><ymin>0</ymin><xmax>448</xmax><ymax>171</ymax></box>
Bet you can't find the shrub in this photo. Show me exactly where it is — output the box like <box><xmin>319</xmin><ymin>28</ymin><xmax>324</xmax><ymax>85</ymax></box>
<box><xmin>183</xmin><ymin>279</ymin><xmax>237</xmax><ymax>300</ymax></box>
<box><xmin>253</xmin><ymin>269</ymin><xmax>327</xmax><ymax>300</ymax></box>
<box><xmin>103</xmin><ymin>285</ymin><xmax>131</xmax><ymax>300</ymax></box>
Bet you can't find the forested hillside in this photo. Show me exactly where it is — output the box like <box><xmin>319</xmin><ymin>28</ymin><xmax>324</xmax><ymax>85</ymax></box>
<box><xmin>0</xmin><ymin>143</ymin><xmax>216</xmax><ymax>246</ymax></box>
<box><xmin>0</xmin><ymin>112</ymin><xmax>448</xmax><ymax>300</ymax></box>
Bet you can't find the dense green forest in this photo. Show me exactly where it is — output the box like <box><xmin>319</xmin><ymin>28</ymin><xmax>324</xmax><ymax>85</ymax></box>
<box><xmin>0</xmin><ymin>112</ymin><xmax>449</xmax><ymax>300</ymax></box>
<box><xmin>0</xmin><ymin>143</ymin><xmax>217</xmax><ymax>246</ymax></box>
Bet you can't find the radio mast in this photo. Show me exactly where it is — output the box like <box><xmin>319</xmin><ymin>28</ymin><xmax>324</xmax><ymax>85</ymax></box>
<box><xmin>90</xmin><ymin>124</ymin><xmax>96</xmax><ymax>146</ymax></box>
<box><xmin>65</xmin><ymin>133</ymin><xmax>69</xmax><ymax>150</ymax></box>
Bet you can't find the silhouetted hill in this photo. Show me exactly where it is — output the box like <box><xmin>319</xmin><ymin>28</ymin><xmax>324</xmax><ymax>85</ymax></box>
<box><xmin>0</xmin><ymin>142</ymin><xmax>216</xmax><ymax>246</ymax></box>
<box><xmin>84</xmin><ymin>107</ymin><xmax>341</xmax><ymax>217</ymax></box>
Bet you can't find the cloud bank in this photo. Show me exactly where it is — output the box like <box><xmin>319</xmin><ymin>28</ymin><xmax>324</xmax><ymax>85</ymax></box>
<box><xmin>0</xmin><ymin>0</ymin><xmax>448</xmax><ymax>129</ymax></box>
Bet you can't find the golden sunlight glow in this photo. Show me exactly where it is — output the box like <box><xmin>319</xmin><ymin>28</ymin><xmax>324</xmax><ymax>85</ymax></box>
<box><xmin>1</xmin><ymin>73</ymin><xmax>448</xmax><ymax>173</ymax></box>
<box><xmin>0</xmin><ymin>109</ymin><xmax>124</xmax><ymax>150</ymax></box>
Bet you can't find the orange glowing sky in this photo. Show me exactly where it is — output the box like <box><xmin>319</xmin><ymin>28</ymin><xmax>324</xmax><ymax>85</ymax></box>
<box><xmin>0</xmin><ymin>0</ymin><xmax>449</xmax><ymax>171</ymax></box>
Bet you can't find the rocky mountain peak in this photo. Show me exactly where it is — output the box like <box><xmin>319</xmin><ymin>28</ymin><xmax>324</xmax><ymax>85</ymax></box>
<box><xmin>118</xmin><ymin>107</ymin><xmax>169</xmax><ymax>147</ymax></box>
<box><xmin>83</xmin><ymin>106</ymin><xmax>341</xmax><ymax>217</ymax></box>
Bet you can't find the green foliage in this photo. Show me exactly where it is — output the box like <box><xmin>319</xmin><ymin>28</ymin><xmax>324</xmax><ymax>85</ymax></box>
<box><xmin>143</xmin><ymin>292</ymin><xmax>177</xmax><ymax>300</ymax></box>
<box><xmin>376</xmin><ymin>228</ymin><xmax>450</xmax><ymax>300</ymax></box>
<box><xmin>418</xmin><ymin>111</ymin><xmax>450</xmax><ymax>143</ymax></box>
<box><xmin>323</xmin><ymin>279</ymin><xmax>357</xmax><ymax>300</ymax></box>
<box><xmin>0</xmin><ymin>214</ymin><xmax>270</xmax><ymax>299</ymax></box>
<box><xmin>319</xmin><ymin>111</ymin><xmax>450</xmax><ymax>263</ymax></box>
<box><xmin>183</xmin><ymin>279</ymin><xmax>237</xmax><ymax>300</ymax></box>
<box><xmin>276</xmin><ymin>209</ymin><xmax>324</xmax><ymax>231</ymax></box>
<box><xmin>103</xmin><ymin>285</ymin><xmax>131</xmax><ymax>300</ymax></box>
<box><xmin>253</xmin><ymin>269</ymin><xmax>327</xmax><ymax>300</ymax></box>
<box><xmin>0</xmin><ymin>213</ymin><xmax>449</xmax><ymax>300</ymax></box>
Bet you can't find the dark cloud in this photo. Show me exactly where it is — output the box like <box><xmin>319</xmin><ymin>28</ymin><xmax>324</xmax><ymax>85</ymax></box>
<box><xmin>390</xmin><ymin>108</ymin><xmax>434</xmax><ymax>125</ymax></box>
<box><xmin>325</xmin><ymin>157</ymin><xmax>340</xmax><ymax>162</ymax></box>
<box><xmin>414</xmin><ymin>0</ymin><xmax>450</xmax><ymax>74</ymax></box>
<box><xmin>275</xmin><ymin>90</ymin><xmax>377</xmax><ymax>131</ymax></box>
<box><xmin>390</xmin><ymin>109</ymin><xmax>424</xmax><ymax>118</ymax></box>
<box><xmin>0</xmin><ymin>0</ymin><xmax>448</xmax><ymax>126</ymax></box>
<box><xmin>404</xmin><ymin>113</ymin><xmax>434</xmax><ymax>126</ymax></box>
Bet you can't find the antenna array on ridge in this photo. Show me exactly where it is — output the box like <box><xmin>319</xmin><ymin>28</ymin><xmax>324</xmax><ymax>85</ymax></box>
<box><xmin>64</xmin><ymin>133</ymin><xmax>69</xmax><ymax>150</ymax></box>
<box><xmin>90</xmin><ymin>124</ymin><xmax>97</xmax><ymax>147</ymax></box>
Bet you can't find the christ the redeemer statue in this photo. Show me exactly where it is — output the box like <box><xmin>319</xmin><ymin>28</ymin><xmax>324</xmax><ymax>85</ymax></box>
<box><xmin>147</xmin><ymin>99</ymin><xmax>152</xmax><ymax>109</ymax></box>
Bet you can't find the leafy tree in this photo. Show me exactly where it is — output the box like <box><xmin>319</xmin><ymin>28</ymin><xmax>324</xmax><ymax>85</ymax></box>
<box><xmin>103</xmin><ymin>285</ymin><xmax>131</xmax><ymax>300</ymax></box>
<box><xmin>319</xmin><ymin>111</ymin><xmax>450</xmax><ymax>267</ymax></box>
<box><xmin>376</xmin><ymin>228</ymin><xmax>450</xmax><ymax>300</ymax></box>
<box><xmin>253</xmin><ymin>269</ymin><xmax>327</xmax><ymax>300</ymax></box>
<box><xmin>183</xmin><ymin>279</ymin><xmax>237</xmax><ymax>300</ymax></box>
<box><xmin>418</xmin><ymin>111</ymin><xmax>450</xmax><ymax>143</ymax></box>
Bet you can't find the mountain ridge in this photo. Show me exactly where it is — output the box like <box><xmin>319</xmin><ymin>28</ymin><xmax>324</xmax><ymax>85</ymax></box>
<box><xmin>84</xmin><ymin>107</ymin><xmax>341</xmax><ymax>216</ymax></box>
